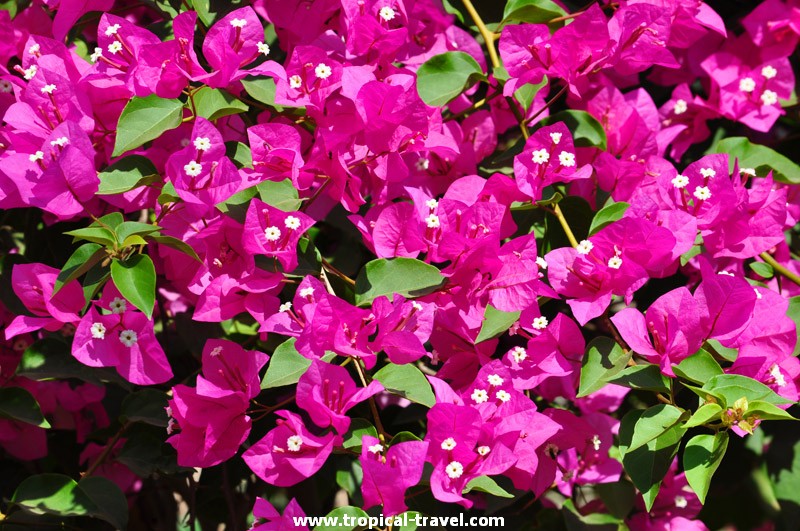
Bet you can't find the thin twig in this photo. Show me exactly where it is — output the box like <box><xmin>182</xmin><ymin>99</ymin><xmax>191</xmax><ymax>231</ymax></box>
<box><xmin>760</xmin><ymin>252</ymin><xmax>800</xmax><ymax>287</ymax></box>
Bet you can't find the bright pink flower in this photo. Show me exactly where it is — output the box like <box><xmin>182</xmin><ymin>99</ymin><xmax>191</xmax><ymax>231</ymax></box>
<box><xmin>200</xmin><ymin>339</ymin><xmax>268</xmax><ymax>400</ymax></box>
<box><xmin>242</xmin><ymin>198</ymin><xmax>315</xmax><ymax>272</ymax></box>
<box><xmin>251</xmin><ymin>497</ymin><xmax>309</xmax><ymax>531</ymax></box>
<box><xmin>360</xmin><ymin>435</ymin><xmax>428</xmax><ymax>516</ymax></box>
<box><xmin>242</xmin><ymin>410</ymin><xmax>336</xmax><ymax>487</ymax></box>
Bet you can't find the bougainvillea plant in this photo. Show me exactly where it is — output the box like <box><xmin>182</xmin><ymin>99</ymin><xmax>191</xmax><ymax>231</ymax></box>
<box><xmin>1</xmin><ymin>0</ymin><xmax>800</xmax><ymax>529</ymax></box>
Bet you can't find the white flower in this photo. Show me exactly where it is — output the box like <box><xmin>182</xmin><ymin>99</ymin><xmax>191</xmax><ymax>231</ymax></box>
<box><xmin>699</xmin><ymin>167</ymin><xmax>716</xmax><ymax>178</ymax></box>
<box><xmin>673</xmin><ymin>99</ymin><xmax>688</xmax><ymax>115</ymax></box>
<box><xmin>368</xmin><ymin>443</ymin><xmax>384</xmax><ymax>454</ymax></box>
<box><xmin>379</xmin><ymin>6</ymin><xmax>396</xmax><ymax>21</ymax></box>
<box><xmin>671</xmin><ymin>174</ymin><xmax>689</xmax><ymax>189</ymax></box>
<box><xmin>40</xmin><ymin>84</ymin><xmax>56</xmax><ymax>94</ymax></box>
<box><xmin>286</xmin><ymin>435</ymin><xmax>303</xmax><ymax>452</ymax></box>
<box><xmin>425</xmin><ymin>198</ymin><xmax>438</xmax><ymax>209</ymax></box>
<box><xmin>754</xmin><ymin>288</ymin><xmax>762</xmax><ymax>299</ymax></box>
<box><xmin>23</xmin><ymin>65</ymin><xmax>37</xmax><ymax>80</ymax></box>
<box><xmin>576</xmin><ymin>239</ymin><xmax>593</xmax><ymax>255</ymax></box>
<box><xmin>536</xmin><ymin>256</ymin><xmax>548</xmax><ymax>270</ymax></box>
<box><xmin>289</xmin><ymin>75</ymin><xmax>303</xmax><ymax>89</ymax></box>
<box><xmin>110</xmin><ymin>297</ymin><xmax>127</xmax><ymax>314</ymax></box>
<box><xmin>28</xmin><ymin>43</ymin><xmax>40</xmax><ymax>55</ymax></box>
<box><xmin>411</xmin><ymin>301</ymin><xmax>423</xmax><ymax>311</ymax></box>
<box><xmin>416</xmin><ymin>158</ymin><xmax>430</xmax><ymax>171</ymax></box>
<box><xmin>28</xmin><ymin>151</ymin><xmax>44</xmax><ymax>163</ymax></box>
<box><xmin>0</xmin><ymin>80</ymin><xmax>12</xmax><ymax>93</ymax></box>
<box><xmin>471</xmin><ymin>389</ymin><xmax>489</xmax><ymax>404</ymax></box>
<box><xmin>693</xmin><ymin>186</ymin><xmax>711</xmax><ymax>200</ymax></box>
<box><xmin>230</xmin><ymin>18</ymin><xmax>247</xmax><ymax>28</ymax></box>
<box><xmin>193</xmin><ymin>137</ymin><xmax>211</xmax><ymax>151</ymax></box>
<box><xmin>105</xmin><ymin>23</ymin><xmax>121</xmax><ymax>36</ymax></box>
<box><xmin>531</xmin><ymin>148</ymin><xmax>550</xmax><ymax>164</ymax></box>
<box><xmin>284</xmin><ymin>216</ymin><xmax>301</xmax><ymax>230</ymax></box>
<box><xmin>608</xmin><ymin>256</ymin><xmax>623</xmax><ymax>269</ymax></box>
<box><xmin>770</xmin><ymin>364</ymin><xmax>786</xmax><ymax>387</ymax></box>
<box><xmin>761</xmin><ymin>65</ymin><xmax>777</xmax><ymax>79</ymax></box>
<box><xmin>299</xmin><ymin>286</ymin><xmax>315</xmax><ymax>298</ymax></box>
<box><xmin>107</xmin><ymin>41</ymin><xmax>123</xmax><ymax>55</ymax></box>
<box><xmin>487</xmin><ymin>374</ymin><xmax>504</xmax><ymax>386</ymax></box>
<box><xmin>441</xmin><ymin>437</ymin><xmax>457</xmax><ymax>450</ymax></box>
<box><xmin>674</xmin><ymin>495</ymin><xmax>688</xmax><ymax>509</ymax></box>
<box><xmin>761</xmin><ymin>90</ymin><xmax>778</xmax><ymax>106</ymax></box>
<box><xmin>257</xmin><ymin>42</ymin><xmax>270</xmax><ymax>56</ymax></box>
<box><xmin>739</xmin><ymin>77</ymin><xmax>756</xmax><ymax>92</ymax></box>
<box><xmin>532</xmin><ymin>316</ymin><xmax>548</xmax><ymax>330</ymax></box>
<box><xmin>717</xmin><ymin>270</ymin><xmax>734</xmax><ymax>276</ymax></box>
<box><xmin>209</xmin><ymin>346</ymin><xmax>223</xmax><ymax>357</ymax></box>
<box><xmin>740</xmin><ymin>167</ymin><xmax>756</xmax><ymax>176</ymax></box>
<box><xmin>119</xmin><ymin>329</ymin><xmax>138</xmax><ymax>347</ymax></box>
<box><xmin>509</xmin><ymin>346</ymin><xmax>527</xmax><ymax>363</ymax></box>
<box><xmin>445</xmin><ymin>461</ymin><xmax>463</xmax><ymax>479</ymax></box>
<box><xmin>50</xmin><ymin>137</ymin><xmax>69</xmax><ymax>147</ymax></box>
<box><xmin>90</xmin><ymin>47</ymin><xmax>103</xmax><ymax>63</ymax></box>
<box><xmin>314</xmin><ymin>63</ymin><xmax>332</xmax><ymax>79</ymax></box>
<box><xmin>550</xmin><ymin>132</ymin><xmax>562</xmax><ymax>144</ymax></box>
<box><xmin>558</xmin><ymin>151</ymin><xmax>576</xmax><ymax>167</ymax></box>
<box><xmin>591</xmin><ymin>434</ymin><xmax>601</xmax><ymax>451</ymax></box>
<box><xmin>90</xmin><ymin>322</ymin><xmax>106</xmax><ymax>339</ymax></box>
<box><xmin>264</xmin><ymin>226</ymin><xmax>281</xmax><ymax>241</ymax></box>
<box><xmin>477</xmin><ymin>446</ymin><xmax>491</xmax><ymax>456</ymax></box>
<box><xmin>279</xmin><ymin>302</ymin><xmax>292</xmax><ymax>313</ymax></box>
<box><xmin>495</xmin><ymin>390</ymin><xmax>511</xmax><ymax>402</ymax></box>
<box><xmin>166</xmin><ymin>417</ymin><xmax>176</xmax><ymax>435</ymax></box>
<box><xmin>184</xmin><ymin>161</ymin><xmax>203</xmax><ymax>177</ymax></box>
<box><xmin>425</xmin><ymin>214</ymin><xmax>440</xmax><ymax>228</ymax></box>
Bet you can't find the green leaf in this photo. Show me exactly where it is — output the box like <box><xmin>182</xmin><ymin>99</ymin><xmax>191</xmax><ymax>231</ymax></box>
<box><xmin>627</xmin><ymin>404</ymin><xmax>685</xmax><ymax>453</ymax></box>
<box><xmin>749</xmin><ymin>261</ymin><xmax>774</xmax><ymax>279</ymax></box>
<box><xmin>373</xmin><ymin>363</ymin><xmax>435</xmax><ymax>408</ymax></box>
<box><xmin>788</xmin><ymin>296</ymin><xmax>800</xmax><ymax>357</ymax></box>
<box><xmin>672</xmin><ymin>347</ymin><xmax>724</xmax><ymax>385</ymax></box>
<box><xmin>113</xmin><ymin>94</ymin><xmax>183</xmax><ymax>157</ymax></box>
<box><xmin>96</xmin><ymin>212</ymin><xmax>125</xmax><ymax>231</ymax></box>
<box><xmin>355</xmin><ymin>258</ymin><xmax>444</xmax><ymax>307</ymax></box>
<box><xmin>589</xmin><ymin>202</ymin><xmax>629</xmax><ymax>236</ymax></box>
<box><xmin>121</xmin><ymin>389</ymin><xmax>169</xmax><ymax>427</ymax></box>
<box><xmin>261</xmin><ymin>338</ymin><xmax>335</xmax><ymax>389</ymax></box>
<box><xmin>77</xmin><ymin>476</ymin><xmax>129</xmax><ymax>530</ymax></box>
<box><xmin>747</xmin><ymin>400</ymin><xmax>798</xmax><ymax>421</ymax></box>
<box><xmin>390</xmin><ymin>431</ymin><xmax>422</xmax><ymax>445</ymax></box>
<box><xmin>463</xmin><ymin>476</ymin><xmax>514</xmax><ymax>498</ymax></box>
<box><xmin>704</xmin><ymin>339</ymin><xmax>738</xmax><ymax>362</ymax></box>
<box><xmin>97</xmin><ymin>155</ymin><xmax>160</xmax><ymax>195</ymax></box>
<box><xmin>577</xmin><ymin>337</ymin><xmax>630</xmax><ymax>397</ymax></box>
<box><xmin>710</xmin><ymin>137</ymin><xmax>800</xmax><ymax>184</ymax></box>
<box><xmin>314</xmin><ymin>506</ymin><xmax>369</xmax><ymax>531</ymax></box>
<box><xmin>192</xmin><ymin>86</ymin><xmax>249</xmax><ymax>120</ymax></box>
<box><xmin>342</xmin><ymin>418</ymin><xmax>378</xmax><ymax>452</ymax></box>
<box><xmin>115</xmin><ymin>221</ymin><xmax>160</xmax><ymax>244</ymax></box>
<box><xmin>562</xmin><ymin>499</ymin><xmax>623</xmax><ymax>530</ymax></box>
<box><xmin>146</xmin><ymin>234</ymin><xmax>200</xmax><ymax>261</ymax></box>
<box><xmin>0</xmin><ymin>387</ymin><xmax>50</xmax><ymax>428</ymax></box>
<box><xmin>16</xmin><ymin>338</ymin><xmax>105</xmax><ymax>385</ymax></box>
<box><xmin>684</xmin><ymin>432</ymin><xmax>728</xmax><ymax>504</ymax></box>
<box><xmin>157</xmin><ymin>181</ymin><xmax>181</xmax><ymax>205</ymax></box>
<box><xmin>702</xmin><ymin>374</ymin><xmax>793</xmax><ymax>407</ymax></box>
<box><xmin>619</xmin><ymin>410</ymin><xmax>685</xmax><ymax>511</ymax></box>
<box><xmin>53</xmin><ymin>243</ymin><xmax>105</xmax><ymax>295</ymax></box>
<box><xmin>684</xmin><ymin>403</ymin><xmax>723</xmax><ymax>428</ymax></box>
<box><xmin>226</xmin><ymin>141</ymin><xmax>253</xmax><ymax>169</ymax></box>
<box><xmin>241</xmin><ymin>77</ymin><xmax>278</xmax><ymax>107</ymax></box>
<box><xmin>606</xmin><ymin>363</ymin><xmax>670</xmax><ymax>393</ymax></box>
<box><xmin>110</xmin><ymin>254</ymin><xmax>156</xmax><ymax>318</ymax></box>
<box><xmin>514</xmin><ymin>76</ymin><xmax>548</xmax><ymax>112</ymax></box>
<box><xmin>416</xmin><ymin>52</ymin><xmax>485</xmax><ymax>108</ymax></box>
<box><xmin>538</xmin><ymin>110</ymin><xmax>608</xmax><ymax>150</ymax></box>
<box><xmin>12</xmin><ymin>474</ymin><xmax>92</xmax><ymax>517</ymax></box>
<box><xmin>64</xmin><ymin>227</ymin><xmax>117</xmax><ymax>248</ymax></box>
<box><xmin>501</xmin><ymin>0</ymin><xmax>568</xmax><ymax>27</ymax></box>
<box><xmin>594</xmin><ymin>481</ymin><xmax>636</xmax><ymax>520</ymax></box>
<box><xmin>476</xmin><ymin>304</ymin><xmax>520</xmax><ymax>343</ymax></box>
<box><xmin>257</xmin><ymin>179</ymin><xmax>302</xmax><ymax>211</ymax></box>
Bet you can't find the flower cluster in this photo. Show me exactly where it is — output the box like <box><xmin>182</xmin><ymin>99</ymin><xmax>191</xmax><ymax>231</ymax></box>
<box><xmin>0</xmin><ymin>0</ymin><xmax>799</xmax><ymax>529</ymax></box>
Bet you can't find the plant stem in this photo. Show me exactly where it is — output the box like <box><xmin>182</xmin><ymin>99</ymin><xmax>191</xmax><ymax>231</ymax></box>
<box><xmin>760</xmin><ymin>252</ymin><xmax>800</xmax><ymax>287</ymax></box>
<box><xmin>84</xmin><ymin>422</ymin><xmax>129</xmax><ymax>476</ymax></box>
<box><xmin>525</xmin><ymin>84</ymin><xmax>568</xmax><ymax>126</ymax></box>
<box><xmin>461</xmin><ymin>0</ymin><xmax>500</xmax><ymax>69</ymax></box>
<box><xmin>353</xmin><ymin>358</ymin><xmax>388</xmax><ymax>441</ymax></box>
<box><xmin>553</xmin><ymin>204</ymin><xmax>579</xmax><ymax>248</ymax></box>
